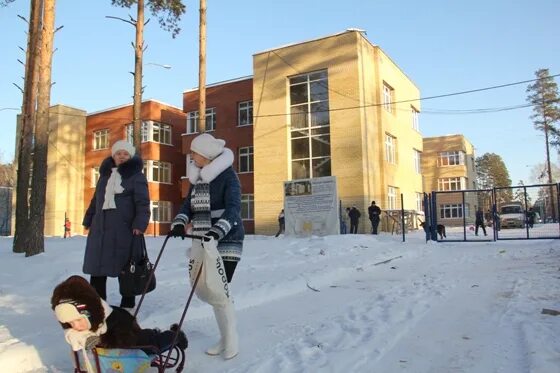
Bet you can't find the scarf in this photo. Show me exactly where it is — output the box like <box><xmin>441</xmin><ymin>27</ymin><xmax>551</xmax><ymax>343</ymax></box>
<box><xmin>102</xmin><ymin>167</ymin><xmax>124</xmax><ymax>210</ymax></box>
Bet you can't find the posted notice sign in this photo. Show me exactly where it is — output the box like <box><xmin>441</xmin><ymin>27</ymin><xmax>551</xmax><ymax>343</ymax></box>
<box><xmin>283</xmin><ymin>176</ymin><xmax>339</xmax><ymax>236</ymax></box>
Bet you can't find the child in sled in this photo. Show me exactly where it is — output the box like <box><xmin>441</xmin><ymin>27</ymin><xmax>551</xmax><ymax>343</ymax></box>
<box><xmin>51</xmin><ymin>275</ymin><xmax>187</xmax><ymax>358</ymax></box>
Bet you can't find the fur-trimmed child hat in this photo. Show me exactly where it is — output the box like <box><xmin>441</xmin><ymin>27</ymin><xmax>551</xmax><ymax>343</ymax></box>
<box><xmin>190</xmin><ymin>133</ymin><xmax>225</xmax><ymax>160</ymax></box>
<box><xmin>111</xmin><ymin>140</ymin><xmax>136</xmax><ymax>157</ymax></box>
<box><xmin>51</xmin><ymin>275</ymin><xmax>105</xmax><ymax>332</ymax></box>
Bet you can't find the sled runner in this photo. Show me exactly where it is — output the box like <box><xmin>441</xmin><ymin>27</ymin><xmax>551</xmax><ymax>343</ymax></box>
<box><xmin>71</xmin><ymin>234</ymin><xmax>204</xmax><ymax>373</ymax></box>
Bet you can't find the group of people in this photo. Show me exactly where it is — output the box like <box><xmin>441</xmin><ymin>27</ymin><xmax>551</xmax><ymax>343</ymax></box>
<box><xmin>340</xmin><ymin>201</ymin><xmax>382</xmax><ymax>234</ymax></box>
<box><xmin>52</xmin><ymin>134</ymin><xmax>244</xmax><ymax>362</ymax></box>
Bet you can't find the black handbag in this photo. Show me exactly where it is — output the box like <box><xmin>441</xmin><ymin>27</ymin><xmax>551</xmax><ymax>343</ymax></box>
<box><xmin>119</xmin><ymin>234</ymin><xmax>156</xmax><ymax>297</ymax></box>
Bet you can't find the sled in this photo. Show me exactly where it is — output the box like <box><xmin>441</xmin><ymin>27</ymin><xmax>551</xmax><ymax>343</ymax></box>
<box><xmin>71</xmin><ymin>234</ymin><xmax>204</xmax><ymax>373</ymax></box>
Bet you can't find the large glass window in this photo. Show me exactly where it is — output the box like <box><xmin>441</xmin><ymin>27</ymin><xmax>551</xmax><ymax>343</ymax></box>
<box><xmin>91</xmin><ymin>167</ymin><xmax>100</xmax><ymax>187</ymax></box>
<box><xmin>238</xmin><ymin>146</ymin><xmax>253</xmax><ymax>173</ymax></box>
<box><xmin>438</xmin><ymin>177</ymin><xmax>466</xmax><ymax>191</ymax></box>
<box><xmin>438</xmin><ymin>151</ymin><xmax>465</xmax><ymax>166</ymax></box>
<box><xmin>385</xmin><ymin>134</ymin><xmax>396</xmax><ymax>164</ymax></box>
<box><xmin>126</xmin><ymin>121</ymin><xmax>170</xmax><ymax>145</ymax></box>
<box><xmin>416</xmin><ymin>192</ymin><xmax>424</xmax><ymax>212</ymax></box>
<box><xmin>186</xmin><ymin>108</ymin><xmax>216</xmax><ymax>134</ymax></box>
<box><xmin>93</xmin><ymin>129</ymin><xmax>109</xmax><ymax>150</ymax></box>
<box><xmin>151</xmin><ymin>201</ymin><xmax>172</xmax><ymax>222</ymax></box>
<box><xmin>144</xmin><ymin>160</ymin><xmax>171</xmax><ymax>183</ymax></box>
<box><xmin>241</xmin><ymin>194</ymin><xmax>254</xmax><ymax>220</ymax></box>
<box><xmin>289</xmin><ymin>70</ymin><xmax>331</xmax><ymax>179</ymax></box>
<box><xmin>383</xmin><ymin>82</ymin><xmax>394</xmax><ymax>113</ymax></box>
<box><xmin>238</xmin><ymin>101</ymin><xmax>253</xmax><ymax>126</ymax></box>
<box><xmin>440</xmin><ymin>204</ymin><xmax>463</xmax><ymax>219</ymax></box>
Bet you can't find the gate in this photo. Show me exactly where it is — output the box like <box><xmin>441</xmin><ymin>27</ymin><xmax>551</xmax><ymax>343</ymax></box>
<box><xmin>429</xmin><ymin>183</ymin><xmax>560</xmax><ymax>241</ymax></box>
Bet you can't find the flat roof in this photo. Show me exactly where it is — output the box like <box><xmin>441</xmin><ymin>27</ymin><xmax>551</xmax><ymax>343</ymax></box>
<box><xmin>183</xmin><ymin>75</ymin><xmax>253</xmax><ymax>93</ymax></box>
<box><xmin>87</xmin><ymin>99</ymin><xmax>183</xmax><ymax>116</ymax></box>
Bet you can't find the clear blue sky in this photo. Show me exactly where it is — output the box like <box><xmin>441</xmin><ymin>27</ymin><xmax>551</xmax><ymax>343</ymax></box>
<box><xmin>1</xmin><ymin>0</ymin><xmax>559</xmax><ymax>185</ymax></box>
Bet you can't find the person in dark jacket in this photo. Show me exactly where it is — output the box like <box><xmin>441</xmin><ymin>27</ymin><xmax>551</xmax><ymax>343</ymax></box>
<box><xmin>275</xmin><ymin>209</ymin><xmax>285</xmax><ymax>237</ymax></box>
<box><xmin>367</xmin><ymin>201</ymin><xmax>382</xmax><ymax>234</ymax></box>
<box><xmin>170</xmin><ymin>133</ymin><xmax>243</xmax><ymax>360</ymax></box>
<box><xmin>475</xmin><ymin>207</ymin><xmax>487</xmax><ymax>236</ymax></box>
<box><xmin>51</xmin><ymin>276</ymin><xmax>187</xmax><ymax>362</ymax></box>
<box><xmin>348</xmin><ymin>206</ymin><xmax>361</xmax><ymax>234</ymax></box>
<box><xmin>82</xmin><ymin>140</ymin><xmax>150</xmax><ymax>310</ymax></box>
<box><xmin>526</xmin><ymin>207</ymin><xmax>535</xmax><ymax>228</ymax></box>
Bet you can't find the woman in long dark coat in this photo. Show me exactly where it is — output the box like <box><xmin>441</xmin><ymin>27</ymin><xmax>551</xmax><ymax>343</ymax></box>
<box><xmin>82</xmin><ymin>140</ymin><xmax>150</xmax><ymax>309</ymax></box>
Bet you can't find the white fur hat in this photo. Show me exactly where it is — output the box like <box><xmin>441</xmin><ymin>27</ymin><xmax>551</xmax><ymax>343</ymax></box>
<box><xmin>54</xmin><ymin>300</ymin><xmax>92</xmax><ymax>330</ymax></box>
<box><xmin>190</xmin><ymin>133</ymin><xmax>225</xmax><ymax>160</ymax></box>
<box><xmin>111</xmin><ymin>140</ymin><xmax>136</xmax><ymax>157</ymax></box>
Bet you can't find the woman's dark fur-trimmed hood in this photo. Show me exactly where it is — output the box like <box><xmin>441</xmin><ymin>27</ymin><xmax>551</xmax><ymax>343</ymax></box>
<box><xmin>51</xmin><ymin>275</ymin><xmax>105</xmax><ymax>332</ymax></box>
<box><xmin>99</xmin><ymin>155</ymin><xmax>143</xmax><ymax>178</ymax></box>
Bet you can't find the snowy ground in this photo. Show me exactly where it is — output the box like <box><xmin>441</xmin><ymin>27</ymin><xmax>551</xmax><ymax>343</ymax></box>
<box><xmin>0</xmin><ymin>232</ymin><xmax>559</xmax><ymax>373</ymax></box>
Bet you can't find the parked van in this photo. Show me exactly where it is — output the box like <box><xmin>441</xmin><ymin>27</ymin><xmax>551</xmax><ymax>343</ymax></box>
<box><xmin>500</xmin><ymin>203</ymin><xmax>525</xmax><ymax>229</ymax></box>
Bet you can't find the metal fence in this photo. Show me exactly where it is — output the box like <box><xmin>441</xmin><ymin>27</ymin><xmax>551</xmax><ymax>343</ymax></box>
<box><xmin>429</xmin><ymin>183</ymin><xmax>560</xmax><ymax>242</ymax></box>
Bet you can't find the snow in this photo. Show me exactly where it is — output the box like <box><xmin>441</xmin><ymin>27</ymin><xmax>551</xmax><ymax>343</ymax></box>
<box><xmin>0</xmin><ymin>232</ymin><xmax>559</xmax><ymax>373</ymax></box>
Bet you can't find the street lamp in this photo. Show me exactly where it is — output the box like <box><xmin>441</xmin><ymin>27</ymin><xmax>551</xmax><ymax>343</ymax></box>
<box><xmin>146</xmin><ymin>62</ymin><xmax>172</xmax><ymax>69</ymax></box>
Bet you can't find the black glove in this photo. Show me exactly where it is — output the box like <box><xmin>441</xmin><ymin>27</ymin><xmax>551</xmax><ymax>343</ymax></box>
<box><xmin>202</xmin><ymin>231</ymin><xmax>219</xmax><ymax>242</ymax></box>
<box><xmin>169</xmin><ymin>224</ymin><xmax>185</xmax><ymax>239</ymax></box>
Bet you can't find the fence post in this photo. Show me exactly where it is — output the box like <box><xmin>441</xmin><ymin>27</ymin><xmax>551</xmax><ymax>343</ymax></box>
<box><xmin>400</xmin><ymin>194</ymin><xmax>405</xmax><ymax>242</ymax></box>
<box><xmin>430</xmin><ymin>192</ymin><xmax>437</xmax><ymax>241</ymax></box>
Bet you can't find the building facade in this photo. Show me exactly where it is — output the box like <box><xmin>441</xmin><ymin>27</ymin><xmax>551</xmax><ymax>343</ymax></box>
<box><xmin>422</xmin><ymin>134</ymin><xmax>477</xmax><ymax>226</ymax></box>
<box><xmin>252</xmin><ymin>30</ymin><xmax>424</xmax><ymax>234</ymax></box>
<box><xmin>181</xmin><ymin>77</ymin><xmax>255</xmax><ymax>233</ymax></box>
<box><xmin>85</xmin><ymin>100</ymin><xmax>186</xmax><ymax>236</ymax></box>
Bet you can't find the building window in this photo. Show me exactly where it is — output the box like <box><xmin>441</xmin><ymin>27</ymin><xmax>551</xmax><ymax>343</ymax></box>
<box><xmin>385</xmin><ymin>134</ymin><xmax>396</xmax><ymax>164</ymax></box>
<box><xmin>438</xmin><ymin>177</ymin><xmax>466</xmax><ymax>191</ymax></box>
<box><xmin>150</xmin><ymin>201</ymin><xmax>172</xmax><ymax>222</ymax></box>
<box><xmin>238</xmin><ymin>101</ymin><xmax>253</xmax><ymax>126</ymax></box>
<box><xmin>93</xmin><ymin>129</ymin><xmax>109</xmax><ymax>150</ymax></box>
<box><xmin>416</xmin><ymin>192</ymin><xmax>424</xmax><ymax>212</ymax></box>
<box><xmin>241</xmin><ymin>194</ymin><xmax>254</xmax><ymax>220</ymax></box>
<box><xmin>383</xmin><ymin>82</ymin><xmax>394</xmax><ymax>113</ymax></box>
<box><xmin>186</xmin><ymin>108</ymin><xmax>216</xmax><ymax>134</ymax></box>
<box><xmin>438</xmin><ymin>151</ymin><xmax>465</xmax><ymax>166</ymax></box>
<box><xmin>388</xmin><ymin>186</ymin><xmax>398</xmax><ymax>210</ymax></box>
<box><xmin>289</xmin><ymin>70</ymin><xmax>331</xmax><ymax>179</ymax></box>
<box><xmin>411</xmin><ymin>106</ymin><xmax>419</xmax><ymax>130</ymax></box>
<box><xmin>144</xmin><ymin>160</ymin><xmax>171</xmax><ymax>183</ymax></box>
<box><xmin>413</xmin><ymin>149</ymin><xmax>421</xmax><ymax>174</ymax></box>
<box><xmin>440</xmin><ymin>204</ymin><xmax>463</xmax><ymax>219</ymax></box>
<box><xmin>238</xmin><ymin>146</ymin><xmax>253</xmax><ymax>173</ymax></box>
<box><xmin>91</xmin><ymin>167</ymin><xmax>100</xmax><ymax>187</ymax></box>
<box><xmin>126</xmin><ymin>121</ymin><xmax>170</xmax><ymax>145</ymax></box>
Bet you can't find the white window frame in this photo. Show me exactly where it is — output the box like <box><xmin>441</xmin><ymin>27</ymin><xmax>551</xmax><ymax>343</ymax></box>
<box><xmin>437</xmin><ymin>177</ymin><xmax>467</xmax><ymax>191</ymax></box>
<box><xmin>411</xmin><ymin>106</ymin><xmax>419</xmax><ymax>131</ymax></box>
<box><xmin>413</xmin><ymin>149</ymin><xmax>421</xmax><ymax>174</ymax></box>
<box><xmin>438</xmin><ymin>151</ymin><xmax>466</xmax><ymax>166</ymax></box>
<box><xmin>416</xmin><ymin>192</ymin><xmax>423</xmax><ymax>212</ymax></box>
<box><xmin>93</xmin><ymin>129</ymin><xmax>109</xmax><ymax>150</ymax></box>
<box><xmin>238</xmin><ymin>146</ymin><xmax>254</xmax><ymax>173</ymax></box>
<box><xmin>127</xmin><ymin>121</ymin><xmax>172</xmax><ymax>145</ymax></box>
<box><xmin>241</xmin><ymin>194</ymin><xmax>254</xmax><ymax>220</ymax></box>
<box><xmin>91</xmin><ymin>167</ymin><xmax>100</xmax><ymax>187</ymax></box>
<box><xmin>388</xmin><ymin>186</ymin><xmax>397</xmax><ymax>210</ymax></box>
<box><xmin>385</xmin><ymin>134</ymin><xmax>396</xmax><ymax>164</ymax></box>
<box><xmin>383</xmin><ymin>82</ymin><xmax>394</xmax><ymax>113</ymax></box>
<box><xmin>150</xmin><ymin>200</ymin><xmax>172</xmax><ymax>223</ymax></box>
<box><xmin>186</xmin><ymin>108</ymin><xmax>216</xmax><ymax>134</ymax></box>
<box><xmin>440</xmin><ymin>204</ymin><xmax>464</xmax><ymax>219</ymax></box>
<box><xmin>144</xmin><ymin>160</ymin><xmax>172</xmax><ymax>184</ymax></box>
<box><xmin>238</xmin><ymin>100</ymin><xmax>253</xmax><ymax>126</ymax></box>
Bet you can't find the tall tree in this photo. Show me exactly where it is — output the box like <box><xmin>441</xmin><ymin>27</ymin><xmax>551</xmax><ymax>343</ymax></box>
<box><xmin>476</xmin><ymin>152</ymin><xmax>512</xmax><ymax>204</ymax></box>
<box><xmin>527</xmin><ymin>69</ymin><xmax>560</xmax><ymax>221</ymax></box>
<box><xmin>0</xmin><ymin>160</ymin><xmax>15</xmax><ymax>187</ymax></box>
<box><xmin>26</xmin><ymin>0</ymin><xmax>56</xmax><ymax>257</ymax></box>
<box><xmin>197</xmin><ymin>0</ymin><xmax>206</xmax><ymax>133</ymax></box>
<box><xmin>13</xmin><ymin>0</ymin><xmax>42</xmax><ymax>254</ymax></box>
<box><xmin>110</xmin><ymin>0</ymin><xmax>186</xmax><ymax>153</ymax></box>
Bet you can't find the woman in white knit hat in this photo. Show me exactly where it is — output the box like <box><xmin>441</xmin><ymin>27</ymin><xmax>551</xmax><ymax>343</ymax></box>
<box><xmin>82</xmin><ymin>140</ymin><xmax>150</xmax><ymax>311</ymax></box>
<box><xmin>170</xmin><ymin>133</ymin><xmax>244</xmax><ymax>360</ymax></box>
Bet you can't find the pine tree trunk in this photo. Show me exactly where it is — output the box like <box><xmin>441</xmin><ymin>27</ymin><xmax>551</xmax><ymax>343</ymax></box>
<box><xmin>26</xmin><ymin>0</ymin><xmax>56</xmax><ymax>257</ymax></box>
<box><xmin>132</xmin><ymin>0</ymin><xmax>144</xmax><ymax>155</ymax></box>
<box><xmin>13</xmin><ymin>0</ymin><xmax>42</xmax><ymax>253</ymax></box>
<box><xmin>197</xmin><ymin>0</ymin><xmax>206</xmax><ymax>133</ymax></box>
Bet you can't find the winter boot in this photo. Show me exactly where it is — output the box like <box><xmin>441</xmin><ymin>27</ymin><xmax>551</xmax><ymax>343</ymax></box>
<box><xmin>207</xmin><ymin>301</ymin><xmax>238</xmax><ymax>359</ymax></box>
